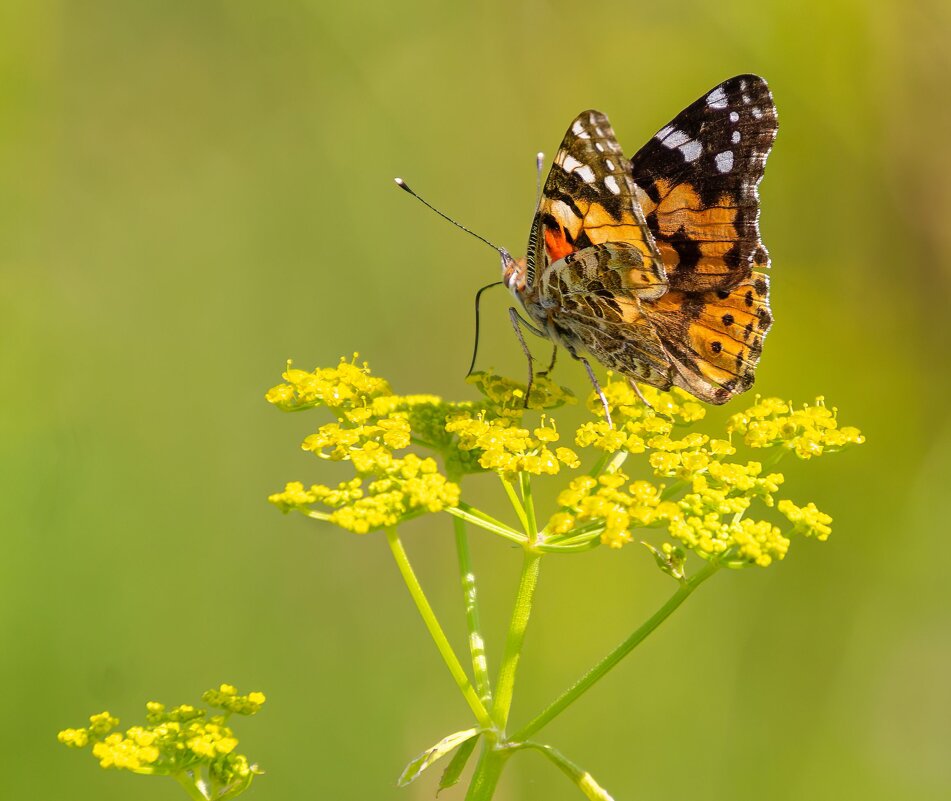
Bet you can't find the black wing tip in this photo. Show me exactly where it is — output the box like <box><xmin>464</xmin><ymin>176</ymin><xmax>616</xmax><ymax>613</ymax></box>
<box><xmin>721</xmin><ymin>73</ymin><xmax>770</xmax><ymax>87</ymax></box>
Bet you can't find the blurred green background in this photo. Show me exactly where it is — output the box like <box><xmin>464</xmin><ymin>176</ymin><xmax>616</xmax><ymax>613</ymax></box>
<box><xmin>3</xmin><ymin>1</ymin><xmax>950</xmax><ymax>799</ymax></box>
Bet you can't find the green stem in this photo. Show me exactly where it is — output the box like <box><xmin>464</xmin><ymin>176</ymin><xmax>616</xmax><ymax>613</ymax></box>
<box><xmin>447</xmin><ymin>503</ymin><xmax>526</xmax><ymax>544</ymax></box>
<box><xmin>452</xmin><ymin>511</ymin><xmax>493</xmax><ymax>705</ymax></box>
<box><xmin>519</xmin><ymin>472</ymin><xmax>539</xmax><ymax>543</ymax></box>
<box><xmin>512</xmin><ymin>560</ymin><xmax>720</xmax><ymax>741</ymax></box>
<box><xmin>492</xmin><ymin>550</ymin><xmax>542</xmax><ymax>733</ymax></box>
<box><xmin>464</xmin><ymin>740</ymin><xmax>510</xmax><ymax>801</ymax></box>
<box><xmin>385</xmin><ymin>528</ymin><xmax>493</xmax><ymax>730</ymax></box>
<box><xmin>660</xmin><ymin>478</ymin><xmax>688</xmax><ymax>501</ymax></box>
<box><xmin>173</xmin><ymin>771</ymin><xmax>209</xmax><ymax>801</ymax></box>
<box><xmin>587</xmin><ymin>452</ymin><xmax>609</xmax><ymax>478</ymax></box>
<box><xmin>500</xmin><ymin>475</ymin><xmax>530</xmax><ymax>533</ymax></box>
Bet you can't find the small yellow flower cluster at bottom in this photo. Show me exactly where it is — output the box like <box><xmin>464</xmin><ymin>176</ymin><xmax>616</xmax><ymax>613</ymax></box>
<box><xmin>58</xmin><ymin>685</ymin><xmax>263</xmax><ymax>792</ymax></box>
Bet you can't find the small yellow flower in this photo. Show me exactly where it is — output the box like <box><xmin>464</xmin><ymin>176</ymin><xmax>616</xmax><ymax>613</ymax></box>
<box><xmin>778</xmin><ymin>499</ymin><xmax>833</xmax><ymax>540</ymax></box>
<box><xmin>57</xmin><ymin>728</ymin><xmax>89</xmax><ymax>748</ymax></box>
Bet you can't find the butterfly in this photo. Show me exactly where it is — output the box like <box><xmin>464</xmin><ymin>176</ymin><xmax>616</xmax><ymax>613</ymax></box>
<box><xmin>500</xmin><ymin>74</ymin><xmax>777</xmax><ymax>416</ymax></box>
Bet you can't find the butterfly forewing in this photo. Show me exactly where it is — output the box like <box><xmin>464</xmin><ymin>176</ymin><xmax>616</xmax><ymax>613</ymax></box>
<box><xmin>527</xmin><ymin>110</ymin><xmax>666</xmax><ymax>290</ymax></box>
<box><xmin>629</xmin><ymin>74</ymin><xmax>778</xmax><ymax>293</ymax></box>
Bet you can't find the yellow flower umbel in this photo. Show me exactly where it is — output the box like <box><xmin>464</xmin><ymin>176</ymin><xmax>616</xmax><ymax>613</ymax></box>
<box><xmin>267</xmin><ymin>357</ymin><xmax>863</xmax><ymax>570</ymax></box>
<box><xmin>58</xmin><ymin>685</ymin><xmax>264</xmax><ymax>800</ymax></box>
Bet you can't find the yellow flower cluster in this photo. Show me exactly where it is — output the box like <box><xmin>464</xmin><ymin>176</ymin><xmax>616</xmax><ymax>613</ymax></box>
<box><xmin>267</xmin><ymin>358</ymin><xmax>462</xmax><ymax>533</ymax></box>
<box><xmin>58</xmin><ymin>687</ymin><xmax>263</xmax><ymax>794</ymax></box>
<box><xmin>202</xmin><ymin>684</ymin><xmax>267</xmax><ymax>716</ymax></box>
<box><xmin>268</xmin><ymin>358</ymin><xmax>864</xmax><ymax>572</ymax></box>
<box><xmin>727</xmin><ymin>396</ymin><xmax>865</xmax><ymax>458</ymax></box>
<box><xmin>266</xmin><ymin>356</ymin><xmax>391</xmax><ymax>412</ymax></box>
<box><xmin>574</xmin><ymin>379</ymin><xmax>707</xmax><ymax>454</ymax></box>
<box><xmin>465</xmin><ymin>371</ymin><xmax>576</xmax><ymax>416</ymax></box>
<box><xmin>778</xmin><ymin>499</ymin><xmax>833</xmax><ymax>540</ymax></box>
<box><xmin>445</xmin><ymin>413</ymin><xmax>580</xmax><ymax>476</ymax></box>
<box><xmin>542</xmin><ymin>380</ymin><xmax>863</xmax><ymax>566</ymax></box>
<box><xmin>269</xmin><ymin>453</ymin><xmax>461</xmax><ymax>534</ymax></box>
<box><xmin>594</xmin><ymin>377</ymin><xmax>706</xmax><ymax>424</ymax></box>
<box><xmin>550</xmin><ymin>472</ymin><xmax>674</xmax><ymax>548</ymax></box>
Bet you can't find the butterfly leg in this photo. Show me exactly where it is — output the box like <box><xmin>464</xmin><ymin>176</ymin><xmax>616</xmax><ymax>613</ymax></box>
<box><xmin>627</xmin><ymin>377</ymin><xmax>654</xmax><ymax>410</ymax></box>
<box><xmin>577</xmin><ymin>355</ymin><xmax>613</xmax><ymax>429</ymax></box>
<box><xmin>537</xmin><ymin>343</ymin><xmax>558</xmax><ymax>377</ymax></box>
<box><xmin>508</xmin><ymin>307</ymin><xmax>538</xmax><ymax>408</ymax></box>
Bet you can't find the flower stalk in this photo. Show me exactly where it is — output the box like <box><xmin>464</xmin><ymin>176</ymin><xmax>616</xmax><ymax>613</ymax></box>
<box><xmin>385</xmin><ymin>527</ymin><xmax>494</xmax><ymax>731</ymax></box>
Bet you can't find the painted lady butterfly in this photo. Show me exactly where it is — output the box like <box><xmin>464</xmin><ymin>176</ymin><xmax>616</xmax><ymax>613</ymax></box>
<box><xmin>502</xmin><ymin>74</ymin><xmax>777</xmax><ymax>412</ymax></box>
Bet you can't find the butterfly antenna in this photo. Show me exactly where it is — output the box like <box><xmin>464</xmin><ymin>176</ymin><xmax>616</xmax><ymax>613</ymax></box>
<box><xmin>535</xmin><ymin>152</ymin><xmax>544</xmax><ymax>204</ymax></box>
<box><xmin>394</xmin><ymin>178</ymin><xmax>507</xmax><ymax>257</ymax></box>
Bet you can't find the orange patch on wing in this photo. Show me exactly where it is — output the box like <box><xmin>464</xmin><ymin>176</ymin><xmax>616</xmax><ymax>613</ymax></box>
<box><xmin>544</xmin><ymin>227</ymin><xmax>575</xmax><ymax>262</ymax></box>
<box><xmin>582</xmin><ymin>204</ymin><xmax>655</xmax><ymax>262</ymax></box>
<box><xmin>653</xmin><ymin>183</ymin><xmax>738</xmax><ymax>241</ymax></box>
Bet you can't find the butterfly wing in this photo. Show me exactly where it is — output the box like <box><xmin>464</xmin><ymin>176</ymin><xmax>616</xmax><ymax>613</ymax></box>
<box><xmin>629</xmin><ymin>74</ymin><xmax>778</xmax><ymax>293</ymax></box>
<box><xmin>534</xmin><ymin>244</ymin><xmax>675</xmax><ymax>390</ymax></box>
<box><xmin>526</xmin><ymin>110</ymin><xmax>667</xmax><ymax>292</ymax></box>
<box><xmin>523</xmin><ymin>112</ymin><xmax>672</xmax><ymax>386</ymax></box>
<box><xmin>644</xmin><ymin>271</ymin><xmax>772</xmax><ymax>403</ymax></box>
<box><xmin>629</xmin><ymin>75</ymin><xmax>777</xmax><ymax>403</ymax></box>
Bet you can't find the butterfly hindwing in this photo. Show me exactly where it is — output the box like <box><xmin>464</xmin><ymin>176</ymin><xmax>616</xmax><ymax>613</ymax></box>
<box><xmin>644</xmin><ymin>270</ymin><xmax>772</xmax><ymax>403</ymax></box>
<box><xmin>629</xmin><ymin>74</ymin><xmax>777</xmax><ymax>293</ymax></box>
<box><xmin>535</xmin><ymin>245</ymin><xmax>674</xmax><ymax>389</ymax></box>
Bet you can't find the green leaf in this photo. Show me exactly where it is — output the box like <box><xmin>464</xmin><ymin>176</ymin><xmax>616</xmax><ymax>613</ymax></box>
<box><xmin>397</xmin><ymin>728</ymin><xmax>480</xmax><ymax>787</ymax></box>
<box><xmin>438</xmin><ymin>732</ymin><xmax>480</xmax><ymax>792</ymax></box>
<box><xmin>518</xmin><ymin>742</ymin><xmax>615</xmax><ymax>801</ymax></box>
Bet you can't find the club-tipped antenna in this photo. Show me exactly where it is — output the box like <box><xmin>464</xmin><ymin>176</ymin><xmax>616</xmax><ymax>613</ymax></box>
<box><xmin>394</xmin><ymin>177</ymin><xmax>507</xmax><ymax>256</ymax></box>
<box><xmin>535</xmin><ymin>152</ymin><xmax>545</xmax><ymax>203</ymax></box>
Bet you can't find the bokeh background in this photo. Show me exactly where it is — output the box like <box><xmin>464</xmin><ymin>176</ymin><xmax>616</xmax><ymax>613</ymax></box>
<box><xmin>3</xmin><ymin>1</ymin><xmax>950</xmax><ymax>799</ymax></box>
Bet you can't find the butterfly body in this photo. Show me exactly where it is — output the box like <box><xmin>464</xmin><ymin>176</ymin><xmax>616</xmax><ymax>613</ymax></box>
<box><xmin>504</xmin><ymin>75</ymin><xmax>777</xmax><ymax>405</ymax></box>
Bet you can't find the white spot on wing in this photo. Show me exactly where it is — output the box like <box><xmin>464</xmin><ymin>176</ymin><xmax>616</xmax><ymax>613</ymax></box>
<box><xmin>740</xmin><ymin>79</ymin><xmax>748</xmax><ymax>91</ymax></box>
<box><xmin>550</xmin><ymin>199</ymin><xmax>576</xmax><ymax>222</ymax></box>
<box><xmin>706</xmin><ymin>86</ymin><xmax>728</xmax><ymax>108</ymax></box>
<box><xmin>604</xmin><ymin>175</ymin><xmax>620</xmax><ymax>195</ymax></box>
<box><xmin>730</xmin><ymin>111</ymin><xmax>740</xmax><ymax>123</ymax></box>
<box><xmin>715</xmin><ymin>150</ymin><xmax>734</xmax><ymax>173</ymax></box>
<box><xmin>571</xmin><ymin>120</ymin><xmax>585</xmax><ymax>135</ymax></box>
<box><xmin>605</xmin><ymin>158</ymin><xmax>615</xmax><ymax>170</ymax></box>
<box><xmin>576</xmin><ymin>164</ymin><xmax>596</xmax><ymax>183</ymax></box>
<box><xmin>661</xmin><ymin>129</ymin><xmax>691</xmax><ymax>149</ymax></box>
<box><xmin>655</xmin><ymin>124</ymin><xmax>675</xmax><ymax>141</ymax></box>
<box><xmin>742</xmin><ymin>94</ymin><xmax>751</xmax><ymax>104</ymax></box>
<box><xmin>561</xmin><ymin>154</ymin><xmax>582</xmax><ymax>172</ymax></box>
<box><xmin>595</xmin><ymin>142</ymin><xmax>604</xmax><ymax>152</ymax></box>
<box><xmin>752</xmin><ymin>106</ymin><xmax>763</xmax><ymax>119</ymax></box>
<box><xmin>732</xmin><ymin>130</ymin><xmax>741</xmax><ymax>143</ymax></box>
<box><xmin>679</xmin><ymin>140</ymin><xmax>702</xmax><ymax>162</ymax></box>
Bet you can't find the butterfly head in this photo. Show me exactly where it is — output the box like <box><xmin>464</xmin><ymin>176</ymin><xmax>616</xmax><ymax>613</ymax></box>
<box><xmin>501</xmin><ymin>249</ymin><xmax>527</xmax><ymax>295</ymax></box>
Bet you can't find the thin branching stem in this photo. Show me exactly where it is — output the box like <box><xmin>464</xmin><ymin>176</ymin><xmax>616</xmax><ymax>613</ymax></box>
<box><xmin>451</xmin><ymin>509</ymin><xmax>493</xmax><ymax>705</ymax></box>
<box><xmin>512</xmin><ymin>560</ymin><xmax>720</xmax><ymax>741</ymax></box>
<box><xmin>385</xmin><ymin>528</ymin><xmax>493</xmax><ymax>730</ymax></box>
